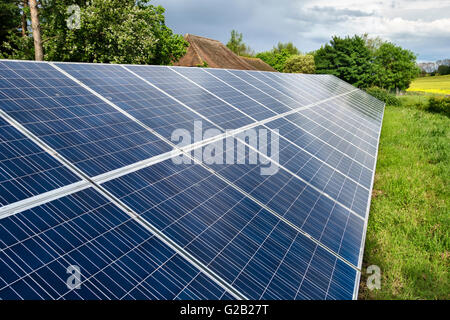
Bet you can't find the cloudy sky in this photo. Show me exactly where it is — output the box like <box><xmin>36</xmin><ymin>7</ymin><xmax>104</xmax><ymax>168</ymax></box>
<box><xmin>154</xmin><ymin>0</ymin><xmax>450</xmax><ymax>62</ymax></box>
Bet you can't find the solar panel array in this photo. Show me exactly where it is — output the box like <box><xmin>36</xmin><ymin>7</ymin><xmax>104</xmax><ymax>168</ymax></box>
<box><xmin>0</xmin><ymin>59</ymin><xmax>384</xmax><ymax>300</ymax></box>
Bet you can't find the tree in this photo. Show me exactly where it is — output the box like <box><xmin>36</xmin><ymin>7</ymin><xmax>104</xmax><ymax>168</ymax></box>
<box><xmin>437</xmin><ymin>65</ymin><xmax>450</xmax><ymax>75</ymax></box>
<box><xmin>362</xmin><ymin>33</ymin><xmax>384</xmax><ymax>54</ymax></box>
<box><xmin>226</xmin><ymin>30</ymin><xmax>253</xmax><ymax>56</ymax></box>
<box><xmin>29</xmin><ymin>0</ymin><xmax>43</xmax><ymax>60</ymax></box>
<box><xmin>256</xmin><ymin>49</ymin><xmax>291</xmax><ymax>72</ymax></box>
<box><xmin>284</xmin><ymin>54</ymin><xmax>315</xmax><ymax>74</ymax></box>
<box><xmin>273</xmin><ymin>42</ymin><xmax>299</xmax><ymax>55</ymax></box>
<box><xmin>21</xmin><ymin>0</ymin><xmax>28</xmax><ymax>37</ymax></box>
<box><xmin>0</xmin><ymin>0</ymin><xmax>21</xmax><ymax>45</ymax></box>
<box><xmin>314</xmin><ymin>35</ymin><xmax>374</xmax><ymax>88</ymax></box>
<box><xmin>1</xmin><ymin>0</ymin><xmax>188</xmax><ymax>65</ymax></box>
<box><xmin>372</xmin><ymin>42</ymin><xmax>420</xmax><ymax>91</ymax></box>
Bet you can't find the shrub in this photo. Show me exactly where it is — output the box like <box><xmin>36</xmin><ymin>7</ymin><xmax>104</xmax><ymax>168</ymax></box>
<box><xmin>283</xmin><ymin>54</ymin><xmax>315</xmax><ymax>74</ymax></box>
<box><xmin>365</xmin><ymin>87</ymin><xmax>401</xmax><ymax>106</ymax></box>
<box><xmin>425</xmin><ymin>97</ymin><xmax>450</xmax><ymax>117</ymax></box>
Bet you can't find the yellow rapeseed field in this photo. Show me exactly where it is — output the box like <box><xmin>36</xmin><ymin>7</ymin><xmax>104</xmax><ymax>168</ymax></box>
<box><xmin>407</xmin><ymin>74</ymin><xmax>450</xmax><ymax>95</ymax></box>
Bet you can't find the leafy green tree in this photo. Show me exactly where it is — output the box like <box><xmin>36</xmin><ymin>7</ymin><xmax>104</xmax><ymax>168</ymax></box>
<box><xmin>273</xmin><ymin>42</ymin><xmax>299</xmax><ymax>55</ymax></box>
<box><xmin>226</xmin><ymin>30</ymin><xmax>253</xmax><ymax>56</ymax></box>
<box><xmin>314</xmin><ymin>35</ymin><xmax>374</xmax><ymax>88</ymax></box>
<box><xmin>0</xmin><ymin>0</ymin><xmax>21</xmax><ymax>45</ymax></box>
<box><xmin>256</xmin><ymin>49</ymin><xmax>291</xmax><ymax>72</ymax></box>
<box><xmin>284</xmin><ymin>54</ymin><xmax>315</xmax><ymax>74</ymax></box>
<box><xmin>437</xmin><ymin>65</ymin><xmax>450</xmax><ymax>75</ymax></box>
<box><xmin>1</xmin><ymin>0</ymin><xmax>188</xmax><ymax>64</ymax></box>
<box><xmin>372</xmin><ymin>42</ymin><xmax>420</xmax><ymax>91</ymax></box>
<box><xmin>362</xmin><ymin>33</ymin><xmax>384</xmax><ymax>54</ymax></box>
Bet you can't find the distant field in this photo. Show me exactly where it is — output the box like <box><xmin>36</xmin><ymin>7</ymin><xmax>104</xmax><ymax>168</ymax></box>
<box><xmin>407</xmin><ymin>75</ymin><xmax>450</xmax><ymax>95</ymax></box>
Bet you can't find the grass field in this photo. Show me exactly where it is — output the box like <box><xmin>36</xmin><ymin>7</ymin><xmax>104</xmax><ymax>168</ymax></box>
<box><xmin>407</xmin><ymin>75</ymin><xmax>450</xmax><ymax>95</ymax></box>
<box><xmin>359</xmin><ymin>101</ymin><xmax>449</xmax><ymax>300</ymax></box>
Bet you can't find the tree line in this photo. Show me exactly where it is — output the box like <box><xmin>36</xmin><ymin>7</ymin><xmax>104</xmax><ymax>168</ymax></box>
<box><xmin>227</xmin><ymin>31</ymin><xmax>420</xmax><ymax>92</ymax></box>
<box><xmin>0</xmin><ymin>0</ymin><xmax>188</xmax><ymax>64</ymax></box>
<box><xmin>0</xmin><ymin>1</ymin><xmax>422</xmax><ymax>92</ymax></box>
<box><xmin>418</xmin><ymin>60</ymin><xmax>450</xmax><ymax>76</ymax></box>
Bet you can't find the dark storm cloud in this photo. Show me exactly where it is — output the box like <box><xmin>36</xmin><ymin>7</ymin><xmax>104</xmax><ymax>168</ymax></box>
<box><xmin>155</xmin><ymin>0</ymin><xmax>450</xmax><ymax>61</ymax></box>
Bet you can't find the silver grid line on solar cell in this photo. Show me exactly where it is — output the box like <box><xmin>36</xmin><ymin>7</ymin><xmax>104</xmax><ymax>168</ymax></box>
<box><xmin>0</xmin><ymin>97</ymin><xmax>248</xmax><ymax>300</ymax></box>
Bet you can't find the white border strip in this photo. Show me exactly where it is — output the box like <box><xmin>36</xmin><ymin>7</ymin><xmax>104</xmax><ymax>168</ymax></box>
<box><xmin>0</xmin><ymin>180</ymin><xmax>90</xmax><ymax>220</ymax></box>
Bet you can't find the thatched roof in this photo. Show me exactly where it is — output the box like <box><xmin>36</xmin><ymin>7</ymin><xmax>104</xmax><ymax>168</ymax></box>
<box><xmin>174</xmin><ymin>34</ymin><xmax>276</xmax><ymax>72</ymax></box>
<box><xmin>241</xmin><ymin>56</ymin><xmax>277</xmax><ymax>72</ymax></box>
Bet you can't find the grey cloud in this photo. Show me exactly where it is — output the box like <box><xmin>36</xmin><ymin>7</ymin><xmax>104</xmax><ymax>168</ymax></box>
<box><xmin>155</xmin><ymin>0</ymin><xmax>450</xmax><ymax>61</ymax></box>
<box><xmin>308</xmin><ymin>6</ymin><xmax>375</xmax><ymax>18</ymax></box>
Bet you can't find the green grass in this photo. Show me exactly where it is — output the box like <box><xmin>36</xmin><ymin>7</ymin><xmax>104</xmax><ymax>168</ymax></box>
<box><xmin>407</xmin><ymin>75</ymin><xmax>450</xmax><ymax>95</ymax></box>
<box><xmin>359</xmin><ymin>102</ymin><xmax>449</xmax><ymax>300</ymax></box>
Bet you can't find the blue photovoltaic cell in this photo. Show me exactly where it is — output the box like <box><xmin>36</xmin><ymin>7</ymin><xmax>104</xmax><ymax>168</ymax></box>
<box><xmin>0</xmin><ymin>187</ymin><xmax>227</xmax><ymax>300</ymax></box>
<box><xmin>253</xmin><ymin>125</ymin><xmax>371</xmax><ymax>218</ymax></box>
<box><xmin>55</xmin><ymin>63</ymin><xmax>223</xmax><ymax>140</ymax></box>
<box><xmin>299</xmin><ymin>107</ymin><xmax>378</xmax><ymax>156</ymax></box>
<box><xmin>204</xmin><ymin>68</ymin><xmax>292</xmax><ymax>114</ymax></box>
<box><xmin>0</xmin><ymin>117</ymin><xmax>80</xmax><ymax>207</ymax></box>
<box><xmin>172</xmin><ymin>67</ymin><xmax>277</xmax><ymax>121</ymax></box>
<box><xmin>265</xmin><ymin>117</ymin><xmax>373</xmax><ymax>189</ymax></box>
<box><xmin>330</xmin><ymin>92</ymin><xmax>384</xmax><ymax>126</ymax></box>
<box><xmin>102</xmin><ymin>159</ymin><xmax>358</xmax><ymax>299</ymax></box>
<box><xmin>0</xmin><ymin>61</ymin><xmax>171</xmax><ymax>177</ymax></box>
<box><xmin>313</xmin><ymin>101</ymin><xmax>379</xmax><ymax>148</ymax></box>
<box><xmin>126</xmin><ymin>65</ymin><xmax>255</xmax><ymax>130</ymax></box>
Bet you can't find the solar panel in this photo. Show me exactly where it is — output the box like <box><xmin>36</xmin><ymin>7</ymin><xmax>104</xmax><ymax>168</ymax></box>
<box><xmin>100</xmin><ymin>159</ymin><xmax>358</xmax><ymax>299</ymax></box>
<box><xmin>0</xmin><ymin>59</ymin><xmax>385</xmax><ymax>300</ymax></box>
<box><xmin>0</xmin><ymin>188</ymin><xmax>228</xmax><ymax>300</ymax></box>
<box><xmin>0</xmin><ymin>61</ymin><xmax>172</xmax><ymax>177</ymax></box>
<box><xmin>54</xmin><ymin>63</ymin><xmax>222</xmax><ymax>140</ymax></box>
<box><xmin>126</xmin><ymin>65</ymin><xmax>255</xmax><ymax>130</ymax></box>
